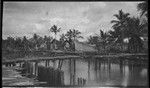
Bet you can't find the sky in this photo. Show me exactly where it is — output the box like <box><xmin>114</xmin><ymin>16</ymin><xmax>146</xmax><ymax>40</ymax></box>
<box><xmin>2</xmin><ymin>1</ymin><xmax>142</xmax><ymax>41</ymax></box>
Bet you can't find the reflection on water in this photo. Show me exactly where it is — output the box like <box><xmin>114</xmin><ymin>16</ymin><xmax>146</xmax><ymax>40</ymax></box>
<box><xmin>38</xmin><ymin>57</ymin><xmax>148</xmax><ymax>86</ymax></box>
<box><xmin>60</xmin><ymin>58</ymin><xmax>148</xmax><ymax>86</ymax></box>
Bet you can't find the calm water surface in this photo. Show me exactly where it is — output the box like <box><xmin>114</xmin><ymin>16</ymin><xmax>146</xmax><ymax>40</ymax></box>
<box><xmin>39</xmin><ymin>58</ymin><xmax>148</xmax><ymax>87</ymax></box>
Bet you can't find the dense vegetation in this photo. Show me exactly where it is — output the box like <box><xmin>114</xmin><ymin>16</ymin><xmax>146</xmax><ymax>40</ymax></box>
<box><xmin>2</xmin><ymin>2</ymin><xmax>148</xmax><ymax>54</ymax></box>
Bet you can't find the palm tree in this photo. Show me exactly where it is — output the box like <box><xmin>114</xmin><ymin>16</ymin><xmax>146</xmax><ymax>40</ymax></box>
<box><xmin>15</xmin><ymin>37</ymin><xmax>22</xmax><ymax>50</ymax></box>
<box><xmin>65</xmin><ymin>29</ymin><xmax>83</xmax><ymax>51</ymax></box>
<box><xmin>99</xmin><ymin>30</ymin><xmax>109</xmax><ymax>52</ymax></box>
<box><xmin>58</xmin><ymin>34</ymin><xmax>66</xmax><ymax>50</ymax></box>
<box><xmin>72</xmin><ymin>29</ymin><xmax>83</xmax><ymax>40</ymax></box>
<box><xmin>65</xmin><ymin>29</ymin><xmax>73</xmax><ymax>39</ymax></box>
<box><xmin>111</xmin><ymin>9</ymin><xmax>130</xmax><ymax>51</ymax></box>
<box><xmin>33</xmin><ymin>34</ymin><xmax>39</xmax><ymax>50</ymax></box>
<box><xmin>66</xmin><ymin>29</ymin><xmax>83</xmax><ymax>40</ymax></box>
<box><xmin>126</xmin><ymin>17</ymin><xmax>145</xmax><ymax>53</ymax></box>
<box><xmin>6</xmin><ymin>37</ymin><xmax>15</xmax><ymax>50</ymax></box>
<box><xmin>49</xmin><ymin>25</ymin><xmax>61</xmax><ymax>50</ymax></box>
<box><xmin>45</xmin><ymin>36</ymin><xmax>53</xmax><ymax>50</ymax></box>
<box><xmin>87</xmin><ymin>36</ymin><xmax>95</xmax><ymax>45</ymax></box>
<box><xmin>22</xmin><ymin>36</ymin><xmax>29</xmax><ymax>51</ymax></box>
<box><xmin>137</xmin><ymin>1</ymin><xmax>148</xmax><ymax>18</ymax></box>
<box><xmin>60</xmin><ymin>34</ymin><xmax>67</xmax><ymax>42</ymax></box>
<box><xmin>50</xmin><ymin>25</ymin><xmax>61</xmax><ymax>40</ymax></box>
<box><xmin>137</xmin><ymin>1</ymin><xmax>148</xmax><ymax>36</ymax></box>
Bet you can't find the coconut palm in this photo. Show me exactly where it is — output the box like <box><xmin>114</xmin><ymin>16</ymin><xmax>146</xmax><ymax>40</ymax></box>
<box><xmin>65</xmin><ymin>29</ymin><xmax>83</xmax><ymax>40</ymax></box>
<box><xmin>50</xmin><ymin>25</ymin><xmax>61</xmax><ymax>40</ymax></box>
<box><xmin>72</xmin><ymin>29</ymin><xmax>83</xmax><ymax>40</ymax></box>
<box><xmin>65</xmin><ymin>29</ymin><xmax>73</xmax><ymax>39</ymax></box>
<box><xmin>6</xmin><ymin>37</ymin><xmax>15</xmax><ymax>50</ymax></box>
<box><xmin>100</xmin><ymin>30</ymin><xmax>109</xmax><ymax>41</ymax></box>
<box><xmin>22</xmin><ymin>36</ymin><xmax>29</xmax><ymax>51</ymax></box>
<box><xmin>87</xmin><ymin>36</ymin><xmax>95</xmax><ymax>45</ymax></box>
<box><xmin>58</xmin><ymin>34</ymin><xmax>68</xmax><ymax>50</ymax></box>
<box><xmin>33</xmin><ymin>34</ymin><xmax>39</xmax><ymax>50</ymax></box>
<box><xmin>65</xmin><ymin>29</ymin><xmax>83</xmax><ymax>51</ymax></box>
<box><xmin>126</xmin><ymin>17</ymin><xmax>145</xmax><ymax>53</ymax></box>
<box><xmin>137</xmin><ymin>1</ymin><xmax>148</xmax><ymax>35</ymax></box>
<box><xmin>111</xmin><ymin>9</ymin><xmax>130</xmax><ymax>51</ymax></box>
<box><xmin>49</xmin><ymin>25</ymin><xmax>61</xmax><ymax>50</ymax></box>
<box><xmin>99</xmin><ymin>30</ymin><xmax>109</xmax><ymax>51</ymax></box>
<box><xmin>137</xmin><ymin>1</ymin><xmax>148</xmax><ymax>18</ymax></box>
<box><xmin>60</xmin><ymin>34</ymin><xmax>67</xmax><ymax>42</ymax></box>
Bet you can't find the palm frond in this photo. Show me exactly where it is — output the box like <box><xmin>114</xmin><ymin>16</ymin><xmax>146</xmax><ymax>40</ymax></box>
<box><xmin>113</xmin><ymin>14</ymin><xmax>120</xmax><ymax>20</ymax></box>
<box><xmin>111</xmin><ymin>20</ymin><xmax>119</xmax><ymax>24</ymax></box>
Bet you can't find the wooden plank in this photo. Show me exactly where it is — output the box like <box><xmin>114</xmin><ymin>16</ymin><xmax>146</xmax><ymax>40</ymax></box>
<box><xmin>2</xmin><ymin>53</ymin><xmax>148</xmax><ymax>64</ymax></box>
<box><xmin>3</xmin><ymin>55</ymin><xmax>81</xmax><ymax>63</ymax></box>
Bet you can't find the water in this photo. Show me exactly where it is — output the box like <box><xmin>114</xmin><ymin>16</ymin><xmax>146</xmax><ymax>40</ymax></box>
<box><xmin>38</xmin><ymin>58</ymin><xmax>148</xmax><ymax>87</ymax></box>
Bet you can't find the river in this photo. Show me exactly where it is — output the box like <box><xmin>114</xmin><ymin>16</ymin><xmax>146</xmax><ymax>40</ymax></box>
<box><xmin>38</xmin><ymin>57</ymin><xmax>148</xmax><ymax>87</ymax></box>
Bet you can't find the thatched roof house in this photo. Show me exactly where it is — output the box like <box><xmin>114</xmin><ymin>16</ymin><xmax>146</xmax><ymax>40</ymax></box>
<box><xmin>74</xmin><ymin>40</ymin><xmax>97</xmax><ymax>52</ymax></box>
<box><xmin>64</xmin><ymin>40</ymin><xmax>97</xmax><ymax>52</ymax></box>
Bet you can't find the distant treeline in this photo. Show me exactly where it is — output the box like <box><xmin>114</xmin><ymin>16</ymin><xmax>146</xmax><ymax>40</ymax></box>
<box><xmin>2</xmin><ymin>2</ymin><xmax>148</xmax><ymax>54</ymax></box>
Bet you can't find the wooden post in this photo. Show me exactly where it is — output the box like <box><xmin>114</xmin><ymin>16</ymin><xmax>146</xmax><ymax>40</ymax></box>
<box><xmin>35</xmin><ymin>61</ymin><xmax>38</xmax><ymax>77</ymax></box>
<box><xmin>53</xmin><ymin>60</ymin><xmax>56</xmax><ymax>69</ymax></box>
<box><xmin>25</xmin><ymin>61</ymin><xmax>28</xmax><ymax>76</ymax></box>
<box><xmin>99</xmin><ymin>60</ymin><xmax>101</xmax><ymax>70</ymax></box>
<box><xmin>120</xmin><ymin>59</ymin><xmax>123</xmax><ymax>75</ymax></box>
<box><xmin>88</xmin><ymin>59</ymin><xmax>90</xmax><ymax>81</ymax></box>
<box><xmin>95</xmin><ymin>58</ymin><xmax>97</xmax><ymax>71</ymax></box>
<box><xmin>58</xmin><ymin>60</ymin><xmax>61</xmax><ymax>69</ymax></box>
<box><xmin>108</xmin><ymin>58</ymin><xmax>111</xmax><ymax>79</ymax></box>
<box><xmin>123</xmin><ymin>60</ymin><xmax>125</xmax><ymax>76</ymax></box>
<box><xmin>58</xmin><ymin>60</ymin><xmax>63</xmax><ymax>70</ymax></box>
<box><xmin>69</xmin><ymin>59</ymin><xmax>72</xmax><ymax>85</ymax></box>
<box><xmin>47</xmin><ymin>60</ymin><xmax>49</xmax><ymax>67</ymax></box>
<box><xmin>32</xmin><ymin>62</ymin><xmax>34</xmax><ymax>76</ymax></box>
<box><xmin>30</xmin><ymin>62</ymin><xmax>33</xmax><ymax>76</ymax></box>
<box><xmin>45</xmin><ymin>60</ymin><xmax>47</xmax><ymax>67</ymax></box>
<box><xmin>73</xmin><ymin>59</ymin><xmax>76</xmax><ymax>85</ymax></box>
<box><xmin>60</xmin><ymin>60</ymin><xmax>63</xmax><ymax>70</ymax></box>
<box><xmin>103</xmin><ymin>59</ymin><xmax>106</xmax><ymax>70</ymax></box>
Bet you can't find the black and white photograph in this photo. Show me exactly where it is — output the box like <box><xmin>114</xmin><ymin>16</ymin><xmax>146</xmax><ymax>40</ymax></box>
<box><xmin>2</xmin><ymin>1</ymin><xmax>148</xmax><ymax>87</ymax></box>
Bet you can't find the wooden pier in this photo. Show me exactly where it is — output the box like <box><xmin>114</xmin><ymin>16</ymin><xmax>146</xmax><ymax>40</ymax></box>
<box><xmin>2</xmin><ymin>52</ymin><xmax>148</xmax><ymax>86</ymax></box>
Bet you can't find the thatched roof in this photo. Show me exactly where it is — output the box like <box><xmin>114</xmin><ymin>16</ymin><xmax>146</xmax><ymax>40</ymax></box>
<box><xmin>73</xmin><ymin>40</ymin><xmax>97</xmax><ymax>52</ymax></box>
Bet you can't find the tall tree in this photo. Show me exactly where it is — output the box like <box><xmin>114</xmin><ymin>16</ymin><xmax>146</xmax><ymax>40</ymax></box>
<box><xmin>65</xmin><ymin>29</ymin><xmax>83</xmax><ymax>40</ymax></box>
<box><xmin>15</xmin><ymin>37</ymin><xmax>22</xmax><ymax>50</ymax></box>
<box><xmin>49</xmin><ymin>25</ymin><xmax>61</xmax><ymax>50</ymax></box>
<box><xmin>99</xmin><ymin>30</ymin><xmax>109</xmax><ymax>51</ymax></box>
<box><xmin>137</xmin><ymin>1</ymin><xmax>148</xmax><ymax>18</ymax></box>
<box><xmin>126</xmin><ymin>17</ymin><xmax>145</xmax><ymax>53</ymax></box>
<box><xmin>6</xmin><ymin>37</ymin><xmax>15</xmax><ymax>50</ymax></box>
<box><xmin>22</xmin><ymin>36</ymin><xmax>29</xmax><ymax>51</ymax></box>
<box><xmin>59</xmin><ymin>34</ymin><xmax>67</xmax><ymax>50</ymax></box>
<box><xmin>111</xmin><ymin>9</ymin><xmax>130</xmax><ymax>51</ymax></box>
<box><xmin>65</xmin><ymin>29</ymin><xmax>83</xmax><ymax>51</ymax></box>
<box><xmin>72</xmin><ymin>29</ymin><xmax>83</xmax><ymax>40</ymax></box>
<box><xmin>33</xmin><ymin>34</ymin><xmax>39</xmax><ymax>50</ymax></box>
<box><xmin>137</xmin><ymin>1</ymin><xmax>148</xmax><ymax>36</ymax></box>
<box><xmin>87</xmin><ymin>35</ymin><xmax>95</xmax><ymax>45</ymax></box>
<box><xmin>60</xmin><ymin>34</ymin><xmax>67</xmax><ymax>41</ymax></box>
<box><xmin>50</xmin><ymin>25</ymin><xmax>61</xmax><ymax>40</ymax></box>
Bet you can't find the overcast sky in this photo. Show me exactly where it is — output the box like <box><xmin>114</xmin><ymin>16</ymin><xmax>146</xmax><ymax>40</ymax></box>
<box><xmin>3</xmin><ymin>2</ymin><xmax>142</xmax><ymax>41</ymax></box>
